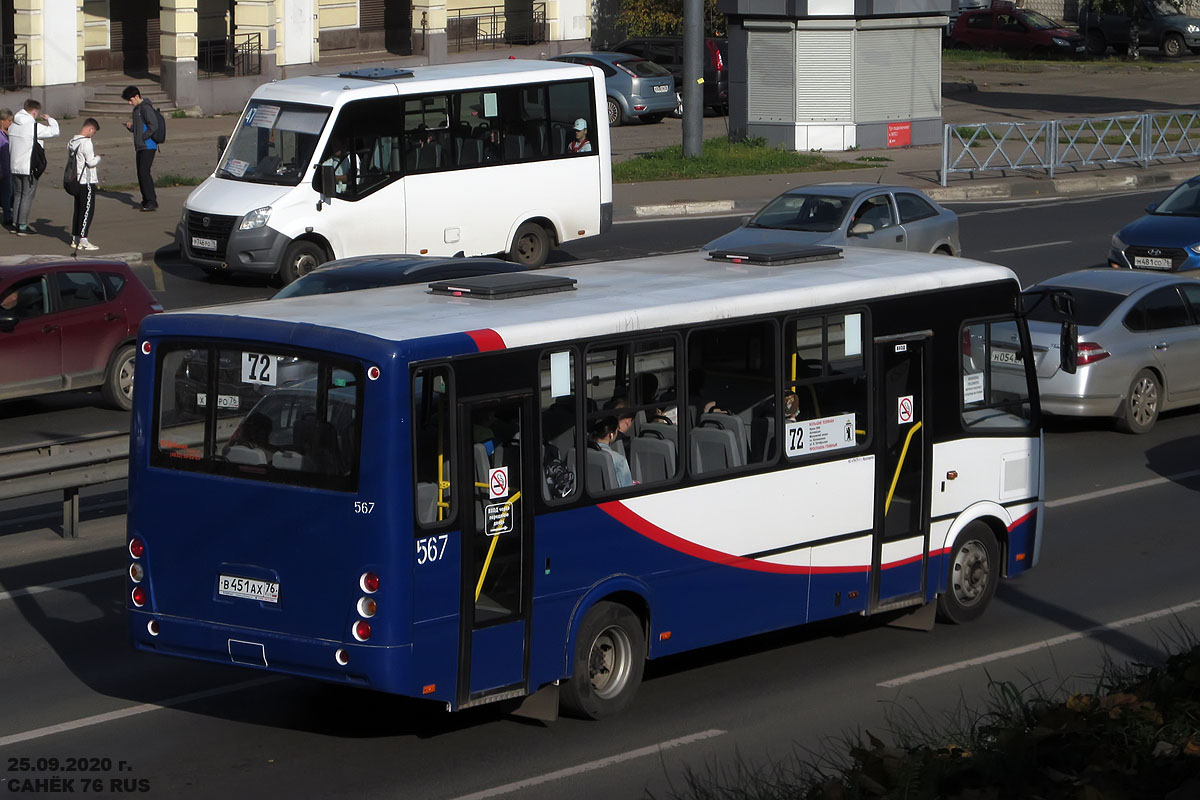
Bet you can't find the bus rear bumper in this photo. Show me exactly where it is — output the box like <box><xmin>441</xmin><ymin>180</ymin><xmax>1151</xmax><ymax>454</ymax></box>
<box><xmin>129</xmin><ymin>610</ymin><xmax>412</xmax><ymax>693</ymax></box>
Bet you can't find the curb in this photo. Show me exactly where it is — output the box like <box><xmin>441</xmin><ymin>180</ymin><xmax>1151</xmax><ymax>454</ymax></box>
<box><xmin>633</xmin><ymin>200</ymin><xmax>736</xmax><ymax>218</ymax></box>
<box><xmin>0</xmin><ymin>251</ymin><xmax>144</xmax><ymax>267</ymax></box>
<box><xmin>927</xmin><ymin>162</ymin><xmax>1198</xmax><ymax>203</ymax></box>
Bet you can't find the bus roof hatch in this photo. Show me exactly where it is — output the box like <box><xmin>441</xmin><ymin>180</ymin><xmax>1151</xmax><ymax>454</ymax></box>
<box><xmin>708</xmin><ymin>243</ymin><xmax>843</xmax><ymax>266</ymax></box>
<box><xmin>428</xmin><ymin>273</ymin><xmax>578</xmax><ymax>300</ymax></box>
<box><xmin>338</xmin><ymin>67</ymin><xmax>415</xmax><ymax>80</ymax></box>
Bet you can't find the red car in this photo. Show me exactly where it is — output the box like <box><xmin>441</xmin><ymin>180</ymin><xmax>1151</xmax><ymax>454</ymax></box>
<box><xmin>951</xmin><ymin>4</ymin><xmax>1086</xmax><ymax>55</ymax></box>
<box><xmin>0</xmin><ymin>260</ymin><xmax>162</xmax><ymax>411</ymax></box>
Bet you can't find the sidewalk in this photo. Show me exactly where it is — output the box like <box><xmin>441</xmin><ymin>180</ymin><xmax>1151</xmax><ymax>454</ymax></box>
<box><xmin>2</xmin><ymin>62</ymin><xmax>1198</xmax><ymax>266</ymax></box>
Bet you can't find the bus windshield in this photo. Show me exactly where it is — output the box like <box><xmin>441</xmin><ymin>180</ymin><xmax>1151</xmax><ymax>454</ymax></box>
<box><xmin>217</xmin><ymin>101</ymin><xmax>331</xmax><ymax>186</ymax></box>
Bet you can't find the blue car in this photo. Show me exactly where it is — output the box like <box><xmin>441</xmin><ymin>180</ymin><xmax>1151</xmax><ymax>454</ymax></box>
<box><xmin>1110</xmin><ymin>175</ymin><xmax>1200</xmax><ymax>273</ymax></box>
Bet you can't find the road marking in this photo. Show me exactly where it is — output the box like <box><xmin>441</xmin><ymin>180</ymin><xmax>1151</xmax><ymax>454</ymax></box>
<box><xmin>1046</xmin><ymin>468</ymin><xmax>1200</xmax><ymax>509</ymax></box>
<box><xmin>0</xmin><ymin>677</ymin><xmax>283</xmax><ymax>748</ymax></box>
<box><xmin>447</xmin><ymin>729</ymin><xmax>727</xmax><ymax>800</ymax></box>
<box><xmin>879</xmin><ymin>598</ymin><xmax>1200</xmax><ymax>689</ymax></box>
<box><xmin>989</xmin><ymin>240</ymin><xmax>1072</xmax><ymax>253</ymax></box>
<box><xmin>0</xmin><ymin>570</ymin><xmax>124</xmax><ymax>603</ymax></box>
<box><xmin>152</xmin><ymin>263</ymin><xmax>165</xmax><ymax>292</ymax></box>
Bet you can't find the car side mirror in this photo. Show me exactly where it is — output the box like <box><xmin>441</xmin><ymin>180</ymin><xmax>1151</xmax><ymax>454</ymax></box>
<box><xmin>217</xmin><ymin>134</ymin><xmax>228</xmax><ymax>156</ymax></box>
<box><xmin>0</xmin><ymin>311</ymin><xmax>18</xmax><ymax>333</ymax></box>
<box><xmin>1145</xmin><ymin>201</ymin><xmax>1158</xmax><ymax>213</ymax></box>
<box><xmin>1060</xmin><ymin>321</ymin><xmax>1078</xmax><ymax>375</ymax></box>
<box><xmin>850</xmin><ymin>222</ymin><xmax>874</xmax><ymax>236</ymax></box>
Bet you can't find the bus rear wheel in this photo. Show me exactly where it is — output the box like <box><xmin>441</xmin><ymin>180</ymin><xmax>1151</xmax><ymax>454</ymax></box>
<box><xmin>508</xmin><ymin>222</ymin><xmax>551</xmax><ymax>268</ymax></box>
<box><xmin>278</xmin><ymin>239</ymin><xmax>327</xmax><ymax>285</ymax></box>
<box><xmin>561</xmin><ymin>601</ymin><xmax>646</xmax><ymax>719</ymax></box>
<box><xmin>937</xmin><ymin>522</ymin><xmax>999</xmax><ymax>624</ymax></box>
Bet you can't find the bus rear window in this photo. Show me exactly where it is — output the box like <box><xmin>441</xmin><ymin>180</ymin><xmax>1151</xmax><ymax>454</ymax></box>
<box><xmin>153</xmin><ymin>345</ymin><xmax>362</xmax><ymax>491</ymax></box>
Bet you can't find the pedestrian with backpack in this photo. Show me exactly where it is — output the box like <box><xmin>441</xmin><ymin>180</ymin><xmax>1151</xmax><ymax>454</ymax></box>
<box><xmin>121</xmin><ymin>86</ymin><xmax>162</xmax><ymax>212</ymax></box>
<box><xmin>8</xmin><ymin>98</ymin><xmax>59</xmax><ymax>235</ymax></box>
<box><xmin>65</xmin><ymin>118</ymin><xmax>102</xmax><ymax>251</ymax></box>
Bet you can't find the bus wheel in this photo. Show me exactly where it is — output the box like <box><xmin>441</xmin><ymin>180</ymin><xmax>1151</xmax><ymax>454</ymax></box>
<box><xmin>937</xmin><ymin>522</ymin><xmax>999</xmax><ymax>624</ymax></box>
<box><xmin>561</xmin><ymin>602</ymin><xmax>646</xmax><ymax>719</ymax></box>
<box><xmin>508</xmin><ymin>222</ymin><xmax>550</xmax><ymax>268</ymax></box>
<box><xmin>101</xmin><ymin>344</ymin><xmax>137</xmax><ymax>411</ymax></box>
<box><xmin>278</xmin><ymin>239</ymin><xmax>326</xmax><ymax>285</ymax></box>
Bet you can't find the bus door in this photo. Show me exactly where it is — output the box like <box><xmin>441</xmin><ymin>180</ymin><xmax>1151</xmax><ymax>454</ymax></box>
<box><xmin>871</xmin><ymin>333</ymin><xmax>932</xmax><ymax>612</ymax></box>
<box><xmin>456</xmin><ymin>394</ymin><xmax>534</xmax><ymax>706</ymax></box>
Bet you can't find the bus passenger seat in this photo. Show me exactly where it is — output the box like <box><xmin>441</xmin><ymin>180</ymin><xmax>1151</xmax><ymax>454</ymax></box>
<box><xmin>690</xmin><ymin>426</ymin><xmax>742</xmax><ymax>473</ymax></box>
<box><xmin>225</xmin><ymin>444</ymin><xmax>268</xmax><ymax>466</ymax></box>
<box><xmin>271</xmin><ymin>450</ymin><xmax>309</xmax><ymax>472</ymax></box>
<box><xmin>697</xmin><ymin>412</ymin><xmax>748</xmax><ymax>463</ymax></box>
<box><xmin>503</xmin><ymin>134</ymin><xmax>526</xmax><ymax>160</ymax></box>
<box><xmin>457</xmin><ymin>137</ymin><xmax>483</xmax><ymax>166</ymax></box>
<box><xmin>585</xmin><ymin>444</ymin><xmax>617</xmax><ymax>493</ymax></box>
<box><xmin>629</xmin><ymin>435</ymin><xmax>675</xmax><ymax>483</ymax></box>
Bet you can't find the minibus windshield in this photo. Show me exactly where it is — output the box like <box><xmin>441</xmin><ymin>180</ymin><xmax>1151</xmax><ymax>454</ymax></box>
<box><xmin>217</xmin><ymin>101</ymin><xmax>331</xmax><ymax>186</ymax></box>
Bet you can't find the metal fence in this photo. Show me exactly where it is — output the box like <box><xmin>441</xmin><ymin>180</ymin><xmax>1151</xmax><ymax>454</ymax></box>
<box><xmin>448</xmin><ymin>3</ymin><xmax>547</xmax><ymax>51</ymax></box>
<box><xmin>942</xmin><ymin>111</ymin><xmax>1200</xmax><ymax>185</ymax></box>
<box><xmin>0</xmin><ymin>43</ymin><xmax>29</xmax><ymax>89</ymax></box>
<box><xmin>198</xmin><ymin>32</ymin><xmax>263</xmax><ymax>79</ymax></box>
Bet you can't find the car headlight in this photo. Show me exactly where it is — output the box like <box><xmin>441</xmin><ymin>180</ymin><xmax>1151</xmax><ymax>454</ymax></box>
<box><xmin>1052</xmin><ymin>37</ymin><xmax>1069</xmax><ymax>46</ymax></box>
<box><xmin>1111</xmin><ymin>233</ymin><xmax>1126</xmax><ymax>251</ymax></box>
<box><xmin>239</xmin><ymin>206</ymin><xmax>272</xmax><ymax>230</ymax></box>
<box><xmin>1187</xmin><ymin>24</ymin><xmax>1199</xmax><ymax>33</ymax></box>
<box><xmin>1189</xmin><ymin>243</ymin><xmax>1200</xmax><ymax>255</ymax></box>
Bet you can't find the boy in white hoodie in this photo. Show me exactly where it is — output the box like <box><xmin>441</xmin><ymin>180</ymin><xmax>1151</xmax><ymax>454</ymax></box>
<box><xmin>8</xmin><ymin>98</ymin><xmax>59</xmax><ymax>236</ymax></box>
<box><xmin>67</xmin><ymin>118</ymin><xmax>102</xmax><ymax>251</ymax></box>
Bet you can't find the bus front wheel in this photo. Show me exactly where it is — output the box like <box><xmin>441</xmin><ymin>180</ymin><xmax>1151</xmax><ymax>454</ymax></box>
<box><xmin>561</xmin><ymin>601</ymin><xmax>646</xmax><ymax>719</ymax></box>
<box><xmin>508</xmin><ymin>222</ymin><xmax>551</xmax><ymax>268</ymax></box>
<box><xmin>278</xmin><ymin>239</ymin><xmax>327</xmax><ymax>285</ymax></box>
<box><xmin>937</xmin><ymin>522</ymin><xmax>999</xmax><ymax>624</ymax></box>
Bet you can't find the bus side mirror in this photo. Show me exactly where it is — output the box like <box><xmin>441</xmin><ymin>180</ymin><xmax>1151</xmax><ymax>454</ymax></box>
<box><xmin>1060</xmin><ymin>321</ymin><xmax>1078</xmax><ymax>375</ymax></box>
<box><xmin>1050</xmin><ymin>291</ymin><xmax>1074</xmax><ymax>317</ymax></box>
<box><xmin>320</xmin><ymin>165</ymin><xmax>336</xmax><ymax>200</ymax></box>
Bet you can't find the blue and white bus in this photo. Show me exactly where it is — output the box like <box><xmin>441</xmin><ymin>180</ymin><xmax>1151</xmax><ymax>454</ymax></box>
<box><xmin>127</xmin><ymin>245</ymin><xmax>1059</xmax><ymax>718</ymax></box>
<box><xmin>177</xmin><ymin>60</ymin><xmax>611</xmax><ymax>283</ymax></box>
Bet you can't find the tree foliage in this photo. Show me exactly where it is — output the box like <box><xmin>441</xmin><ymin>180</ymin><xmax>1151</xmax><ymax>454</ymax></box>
<box><xmin>614</xmin><ymin>0</ymin><xmax>727</xmax><ymax>38</ymax></box>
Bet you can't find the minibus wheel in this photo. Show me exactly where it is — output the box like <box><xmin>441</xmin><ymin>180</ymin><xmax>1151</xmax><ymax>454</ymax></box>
<box><xmin>278</xmin><ymin>240</ymin><xmax>327</xmax><ymax>285</ymax></box>
<box><xmin>561</xmin><ymin>601</ymin><xmax>646</xmax><ymax>719</ymax></box>
<box><xmin>508</xmin><ymin>222</ymin><xmax>550</xmax><ymax>268</ymax></box>
<box><xmin>937</xmin><ymin>522</ymin><xmax>999</xmax><ymax>624</ymax></box>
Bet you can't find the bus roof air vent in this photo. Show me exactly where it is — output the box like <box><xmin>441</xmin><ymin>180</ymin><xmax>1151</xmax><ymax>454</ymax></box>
<box><xmin>338</xmin><ymin>67</ymin><xmax>415</xmax><ymax>80</ymax></box>
<box><xmin>708</xmin><ymin>243</ymin><xmax>843</xmax><ymax>266</ymax></box>
<box><xmin>428</xmin><ymin>273</ymin><xmax>578</xmax><ymax>300</ymax></box>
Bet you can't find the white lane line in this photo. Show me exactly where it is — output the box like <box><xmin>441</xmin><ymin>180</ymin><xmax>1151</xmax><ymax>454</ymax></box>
<box><xmin>447</xmin><ymin>729</ymin><xmax>727</xmax><ymax>800</ymax></box>
<box><xmin>1047</xmin><ymin>468</ymin><xmax>1200</xmax><ymax>509</ymax></box>
<box><xmin>989</xmin><ymin>240</ymin><xmax>1072</xmax><ymax>253</ymax></box>
<box><xmin>0</xmin><ymin>570</ymin><xmax>124</xmax><ymax>603</ymax></box>
<box><xmin>0</xmin><ymin>676</ymin><xmax>284</xmax><ymax>748</ymax></box>
<box><xmin>880</xmin><ymin>599</ymin><xmax>1200</xmax><ymax>689</ymax></box>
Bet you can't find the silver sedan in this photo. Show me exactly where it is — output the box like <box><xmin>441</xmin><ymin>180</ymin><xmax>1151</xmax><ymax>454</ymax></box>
<box><xmin>703</xmin><ymin>183</ymin><xmax>960</xmax><ymax>255</ymax></box>
<box><xmin>1027</xmin><ymin>268</ymin><xmax>1200</xmax><ymax>433</ymax></box>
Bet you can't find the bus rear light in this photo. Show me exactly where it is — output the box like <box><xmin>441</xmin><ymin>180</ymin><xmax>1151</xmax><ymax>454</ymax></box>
<box><xmin>367</xmin><ymin>366</ymin><xmax>381</xmax><ymax>381</ymax></box>
<box><xmin>131</xmin><ymin>586</ymin><xmax>147</xmax><ymax>608</ymax></box>
<box><xmin>1076</xmin><ymin>342</ymin><xmax>1109</xmax><ymax>366</ymax></box>
<box><xmin>129</xmin><ymin>537</ymin><xmax>145</xmax><ymax>558</ymax></box>
<box><xmin>147</xmin><ymin>620</ymin><xmax>160</xmax><ymax>636</ymax></box>
<box><xmin>360</xmin><ymin>572</ymin><xmax>380</xmax><ymax>594</ymax></box>
<box><xmin>357</xmin><ymin>597</ymin><xmax>378</xmax><ymax>618</ymax></box>
<box><xmin>140</xmin><ymin>341</ymin><xmax>152</xmax><ymax>355</ymax></box>
<box><xmin>335</xmin><ymin>649</ymin><xmax>350</xmax><ymax>665</ymax></box>
<box><xmin>129</xmin><ymin>563</ymin><xmax>145</xmax><ymax>583</ymax></box>
<box><xmin>352</xmin><ymin>620</ymin><xmax>372</xmax><ymax>642</ymax></box>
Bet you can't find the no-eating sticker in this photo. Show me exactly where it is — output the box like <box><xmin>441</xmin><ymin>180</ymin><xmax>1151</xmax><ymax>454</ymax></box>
<box><xmin>488</xmin><ymin>466</ymin><xmax>509</xmax><ymax>499</ymax></box>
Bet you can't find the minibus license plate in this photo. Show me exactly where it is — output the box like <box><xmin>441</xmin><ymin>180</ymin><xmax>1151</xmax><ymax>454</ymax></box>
<box><xmin>1133</xmin><ymin>256</ymin><xmax>1171</xmax><ymax>269</ymax></box>
<box><xmin>991</xmin><ymin>349</ymin><xmax>1022</xmax><ymax>365</ymax></box>
<box><xmin>192</xmin><ymin>236</ymin><xmax>218</xmax><ymax>251</ymax></box>
<box><xmin>653</xmin><ymin>84</ymin><xmax>670</xmax><ymax>93</ymax></box>
<box><xmin>218</xmin><ymin>575</ymin><xmax>279</xmax><ymax>603</ymax></box>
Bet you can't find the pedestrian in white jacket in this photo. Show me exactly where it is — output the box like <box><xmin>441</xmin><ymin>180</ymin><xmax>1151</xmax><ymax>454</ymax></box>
<box><xmin>8</xmin><ymin>98</ymin><xmax>59</xmax><ymax>235</ymax></box>
<box><xmin>67</xmin><ymin>118</ymin><xmax>102</xmax><ymax>251</ymax></box>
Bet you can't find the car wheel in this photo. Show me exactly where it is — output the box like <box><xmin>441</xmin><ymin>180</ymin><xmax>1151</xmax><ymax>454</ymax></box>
<box><xmin>560</xmin><ymin>601</ymin><xmax>646</xmax><ymax>719</ymax></box>
<box><xmin>937</xmin><ymin>522</ymin><xmax>1000</xmax><ymax>625</ymax></box>
<box><xmin>1085</xmin><ymin>30</ymin><xmax>1107</xmax><ymax>56</ymax></box>
<box><xmin>278</xmin><ymin>239</ymin><xmax>326</xmax><ymax>285</ymax></box>
<box><xmin>508</xmin><ymin>221</ymin><xmax>550</xmax><ymax>268</ymax></box>
<box><xmin>954</xmin><ymin>41</ymin><xmax>971</xmax><ymax>51</ymax></box>
<box><xmin>101</xmin><ymin>343</ymin><xmax>137</xmax><ymax>412</ymax></box>
<box><xmin>640</xmin><ymin>113</ymin><xmax>665</xmax><ymax>124</ymax></box>
<box><xmin>1117</xmin><ymin>369</ymin><xmax>1161</xmax><ymax>434</ymax></box>
<box><xmin>607</xmin><ymin>97</ymin><xmax>622</xmax><ymax>127</ymax></box>
<box><xmin>1162</xmin><ymin>32</ymin><xmax>1185</xmax><ymax>58</ymax></box>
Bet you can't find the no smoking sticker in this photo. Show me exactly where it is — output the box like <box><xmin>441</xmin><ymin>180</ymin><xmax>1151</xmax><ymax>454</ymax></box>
<box><xmin>898</xmin><ymin>395</ymin><xmax>914</xmax><ymax>424</ymax></box>
<box><xmin>488</xmin><ymin>466</ymin><xmax>509</xmax><ymax>499</ymax></box>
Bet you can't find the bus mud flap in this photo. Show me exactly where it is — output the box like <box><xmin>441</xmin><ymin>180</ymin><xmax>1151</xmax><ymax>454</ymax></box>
<box><xmin>884</xmin><ymin>601</ymin><xmax>936</xmax><ymax>632</ymax></box>
<box><xmin>511</xmin><ymin>683</ymin><xmax>559</xmax><ymax>723</ymax></box>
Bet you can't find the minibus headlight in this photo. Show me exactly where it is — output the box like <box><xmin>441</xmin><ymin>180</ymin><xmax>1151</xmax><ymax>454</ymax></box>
<box><xmin>240</xmin><ymin>206</ymin><xmax>272</xmax><ymax>230</ymax></box>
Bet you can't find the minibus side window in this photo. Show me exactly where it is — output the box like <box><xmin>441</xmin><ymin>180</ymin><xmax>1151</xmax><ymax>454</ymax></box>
<box><xmin>315</xmin><ymin>98</ymin><xmax>404</xmax><ymax>199</ymax></box>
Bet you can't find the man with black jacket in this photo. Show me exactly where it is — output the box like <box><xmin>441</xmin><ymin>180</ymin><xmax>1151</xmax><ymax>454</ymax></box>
<box><xmin>121</xmin><ymin>86</ymin><xmax>159</xmax><ymax>212</ymax></box>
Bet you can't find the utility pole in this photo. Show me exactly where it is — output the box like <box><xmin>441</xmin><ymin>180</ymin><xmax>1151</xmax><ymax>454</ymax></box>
<box><xmin>682</xmin><ymin>0</ymin><xmax>703</xmax><ymax>158</ymax></box>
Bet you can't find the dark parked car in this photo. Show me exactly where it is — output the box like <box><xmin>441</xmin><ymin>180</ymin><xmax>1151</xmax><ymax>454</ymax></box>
<box><xmin>1108</xmin><ymin>174</ymin><xmax>1200</xmax><ymax>274</ymax></box>
<box><xmin>950</xmin><ymin>5</ymin><xmax>1085</xmax><ymax>55</ymax></box>
<box><xmin>0</xmin><ymin>260</ymin><xmax>162</xmax><ymax>411</ymax></box>
<box><xmin>611</xmin><ymin>36</ymin><xmax>729</xmax><ymax>115</ymax></box>
<box><xmin>550</xmin><ymin>51</ymin><xmax>677</xmax><ymax>126</ymax></box>
<box><xmin>272</xmin><ymin>254</ymin><xmax>526</xmax><ymax>298</ymax></box>
<box><xmin>1079</xmin><ymin>0</ymin><xmax>1200</xmax><ymax>57</ymax></box>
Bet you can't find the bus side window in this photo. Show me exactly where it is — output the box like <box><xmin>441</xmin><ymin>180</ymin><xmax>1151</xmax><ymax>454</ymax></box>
<box><xmin>414</xmin><ymin>366</ymin><xmax>455</xmax><ymax>526</ymax></box>
<box><xmin>781</xmin><ymin>312</ymin><xmax>869</xmax><ymax>461</ymax></box>
<box><xmin>548</xmin><ymin>80</ymin><xmax>594</xmax><ymax>157</ymax></box>
<box><xmin>317</xmin><ymin>97</ymin><xmax>404</xmax><ymax>199</ymax></box>
<box><xmin>540</xmin><ymin>349</ymin><xmax>578</xmax><ymax>502</ymax></box>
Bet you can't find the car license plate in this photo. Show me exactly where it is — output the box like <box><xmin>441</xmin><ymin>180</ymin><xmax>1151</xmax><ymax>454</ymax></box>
<box><xmin>1075</xmin><ymin>45</ymin><xmax>1085</xmax><ymax>52</ymax></box>
<box><xmin>1133</xmin><ymin>255</ymin><xmax>1172</xmax><ymax>269</ymax></box>
<box><xmin>218</xmin><ymin>574</ymin><xmax>279</xmax><ymax>603</ymax></box>
<box><xmin>192</xmin><ymin>236</ymin><xmax>218</xmax><ymax>251</ymax></box>
<box><xmin>653</xmin><ymin>84</ymin><xmax>669</xmax><ymax>93</ymax></box>
<box><xmin>991</xmin><ymin>349</ymin><xmax>1022</xmax><ymax>365</ymax></box>
<box><xmin>196</xmin><ymin>392</ymin><xmax>240</xmax><ymax>409</ymax></box>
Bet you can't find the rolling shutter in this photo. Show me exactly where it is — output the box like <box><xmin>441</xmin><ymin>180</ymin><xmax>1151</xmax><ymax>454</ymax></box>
<box><xmin>361</xmin><ymin>0</ymin><xmax>385</xmax><ymax>30</ymax></box>
<box><xmin>747</xmin><ymin>29</ymin><xmax>794</xmax><ymax>122</ymax></box>
<box><xmin>854</xmin><ymin>27</ymin><xmax>941</xmax><ymax>122</ymax></box>
<box><xmin>795</xmin><ymin>30</ymin><xmax>853</xmax><ymax>122</ymax></box>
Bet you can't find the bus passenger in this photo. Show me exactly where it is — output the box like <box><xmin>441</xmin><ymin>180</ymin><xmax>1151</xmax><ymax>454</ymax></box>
<box><xmin>568</xmin><ymin>118</ymin><xmax>592</xmax><ymax>154</ymax></box>
<box><xmin>783</xmin><ymin>390</ymin><xmax>800</xmax><ymax>422</ymax></box>
<box><xmin>589</xmin><ymin>417</ymin><xmax>633</xmax><ymax>487</ymax></box>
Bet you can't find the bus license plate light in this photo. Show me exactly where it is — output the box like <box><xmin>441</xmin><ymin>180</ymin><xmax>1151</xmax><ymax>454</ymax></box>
<box><xmin>218</xmin><ymin>574</ymin><xmax>280</xmax><ymax>603</ymax></box>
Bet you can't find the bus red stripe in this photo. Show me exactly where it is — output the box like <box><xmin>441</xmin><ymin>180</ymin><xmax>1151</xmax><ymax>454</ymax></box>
<box><xmin>466</xmin><ymin>329</ymin><xmax>506</xmax><ymax>352</ymax></box>
<box><xmin>1008</xmin><ymin>509</ymin><xmax>1035</xmax><ymax>530</ymax></box>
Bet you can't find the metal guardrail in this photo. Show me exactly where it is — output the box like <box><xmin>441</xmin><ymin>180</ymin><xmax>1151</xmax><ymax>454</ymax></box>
<box><xmin>448</xmin><ymin>3</ymin><xmax>546</xmax><ymax>51</ymax></box>
<box><xmin>0</xmin><ymin>43</ymin><xmax>29</xmax><ymax>89</ymax></box>
<box><xmin>941</xmin><ymin>111</ymin><xmax>1200</xmax><ymax>185</ymax></box>
<box><xmin>0</xmin><ymin>434</ymin><xmax>129</xmax><ymax>539</ymax></box>
<box><xmin>198</xmin><ymin>33</ymin><xmax>263</xmax><ymax>79</ymax></box>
